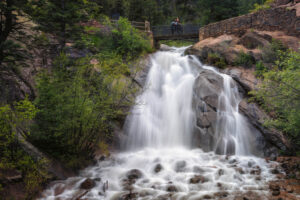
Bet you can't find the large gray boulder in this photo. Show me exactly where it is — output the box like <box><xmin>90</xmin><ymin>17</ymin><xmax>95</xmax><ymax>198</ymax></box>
<box><xmin>192</xmin><ymin>68</ymin><xmax>290</xmax><ymax>156</ymax></box>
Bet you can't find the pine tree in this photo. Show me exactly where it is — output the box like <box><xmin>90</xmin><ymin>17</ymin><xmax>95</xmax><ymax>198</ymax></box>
<box><xmin>29</xmin><ymin>0</ymin><xmax>98</xmax><ymax>49</ymax></box>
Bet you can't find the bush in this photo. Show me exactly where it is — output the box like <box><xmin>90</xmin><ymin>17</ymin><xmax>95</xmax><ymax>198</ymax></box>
<box><xmin>255</xmin><ymin>61</ymin><xmax>267</xmax><ymax>77</ymax></box>
<box><xmin>261</xmin><ymin>39</ymin><xmax>287</xmax><ymax>64</ymax></box>
<box><xmin>250</xmin><ymin>50</ymin><xmax>300</xmax><ymax>153</ymax></box>
<box><xmin>0</xmin><ymin>98</ymin><xmax>48</xmax><ymax>198</ymax></box>
<box><xmin>207</xmin><ymin>53</ymin><xmax>227</xmax><ymax>69</ymax></box>
<box><xmin>235</xmin><ymin>51</ymin><xmax>255</xmax><ymax>67</ymax></box>
<box><xmin>251</xmin><ymin>0</ymin><xmax>274</xmax><ymax>12</ymax></box>
<box><xmin>111</xmin><ymin>17</ymin><xmax>152</xmax><ymax>59</ymax></box>
<box><xmin>31</xmin><ymin>53</ymin><xmax>137</xmax><ymax>169</ymax></box>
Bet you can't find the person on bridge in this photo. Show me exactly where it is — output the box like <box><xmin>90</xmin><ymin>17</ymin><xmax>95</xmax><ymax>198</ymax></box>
<box><xmin>171</xmin><ymin>19</ymin><xmax>176</xmax><ymax>35</ymax></box>
<box><xmin>175</xmin><ymin>17</ymin><xmax>183</xmax><ymax>34</ymax></box>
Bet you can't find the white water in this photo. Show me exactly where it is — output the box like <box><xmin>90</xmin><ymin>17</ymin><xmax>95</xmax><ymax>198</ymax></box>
<box><xmin>40</xmin><ymin>47</ymin><xmax>277</xmax><ymax>200</ymax></box>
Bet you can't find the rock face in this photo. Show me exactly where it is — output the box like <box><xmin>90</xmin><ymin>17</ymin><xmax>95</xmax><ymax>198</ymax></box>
<box><xmin>80</xmin><ymin>178</ymin><xmax>96</xmax><ymax>190</ymax></box>
<box><xmin>191</xmin><ymin>68</ymin><xmax>289</xmax><ymax>156</ymax></box>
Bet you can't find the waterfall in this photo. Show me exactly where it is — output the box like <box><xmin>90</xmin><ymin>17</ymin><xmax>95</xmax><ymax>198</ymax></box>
<box><xmin>124</xmin><ymin>48</ymin><xmax>198</xmax><ymax>149</ymax></box>
<box><xmin>40</xmin><ymin>47</ymin><xmax>276</xmax><ymax>200</ymax></box>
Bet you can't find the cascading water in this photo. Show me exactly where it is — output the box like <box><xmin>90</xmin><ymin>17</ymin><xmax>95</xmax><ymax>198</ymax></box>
<box><xmin>124</xmin><ymin>47</ymin><xmax>197</xmax><ymax>149</ymax></box>
<box><xmin>40</xmin><ymin>47</ymin><xmax>277</xmax><ymax>200</ymax></box>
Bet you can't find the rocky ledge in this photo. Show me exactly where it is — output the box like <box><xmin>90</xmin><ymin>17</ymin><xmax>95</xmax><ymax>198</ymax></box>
<box><xmin>186</xmin><ymin>29</ymin><xmax>298</xmax><ymax>157</ymax></box>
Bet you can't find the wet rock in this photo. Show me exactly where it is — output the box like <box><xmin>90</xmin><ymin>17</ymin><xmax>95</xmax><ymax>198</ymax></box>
<box><xmin>126</xmin><ymin>169</ymin><xmax>143</xmax><ymax>180</ymax></box>
<box><xmin>235</xmin><ymin>167</ymin><xmax>245</xmax><ymax>174</ymax></box>
<box><xmin>166</xmin><ymin>185</ymin><xmax>178</xmax><ymax>192</ymax></box>
<box><xmin>229</xmin><ymin>159</ymin><xmax>237</xmax><ymax>164</ymax></box>
<box><xmin>203</xmin><ymin>194</ymin><xmax>212</xmax><ymax>199</ymax></box>
<box><xmin>93</xmin><ymin>178</ymin><xmax>101</xmax><ymax>182</ymax></box>
<box><xmin>54</xmin><ymin>185</ymin><xmax>65</xmax><ymax>196</ymax></box>
<box><xmin>121</xmin><ymin>192</ymin><xmax>138</xmax><ymax>200</ymax></box>
<box><xmin>80</xmin><ymin>178</ymin><xmax>95</xmax><ymax>190</ymax></box>
<box><xmin>175</xmin><ymin>161</ymin><xmax>186</xmax><ymax>172</ymax></box>
<box><xmin>160</xmin><ymin>44</ymin><xmax>173</xmax><ymax>51</ymax></box>
<box><xmin>271</xmin><ymin>168</ymin><xmax>280</xmax><ymax>174</ymax></box>
<box><xmin>154</xmin><ymin>164</ymin><xmax>163</xmax><ymax>173</ymax></box>
<box><xmin>247</xmin><ymin>160</ymin><xmax>256</xmax><ymax>168</ymax></box>
<box><xmin>157</xmin><ymin>194</ymin><xmax>172</xmax><ymax>200</ymax></box>
<box><xmin>193</xmin><ymin>166</ymin><xmax>205</xmax><ymax>173</ymax></box>
<box><xmin>213</xmin><ymin>191</ymin><xmax>229</xmax><ymax>198</ymax></box>
<box><xmin>272</xmin><ymin>190</ymin><xmax>280</xmax><ymax>196</ymax></box>
<box><xmin>189</xmin><ymin>175</ymin><xmax>208</xmax><ymax>184</ymax></box>
<box><xmin>269</xmin><ymin>183</ymin><xmax>280</xmax><ymax>191</ymax></box>
<box><xmin>218</xmin><ymin>169</ymin><xmax>225</xmax><ymax>176</ymax></box>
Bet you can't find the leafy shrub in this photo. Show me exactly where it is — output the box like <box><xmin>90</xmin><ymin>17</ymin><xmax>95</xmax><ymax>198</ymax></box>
<box><xmin>250</xmin><ymin>50</ymin><xmax>300</xmax><ymax>153</ymax></box>
<box><xmin>31</xmin><ymin>53</ymin><xmax>137</xmax><ymax>169</ymax></box>
<box><xmin>251</xmin><ymin>0</ymin><xmax>274</xmax><ymax>12</ymax></box>
<box><xmin>207</xmin><ymin>53</ymin><xmax>227</xmax><ymax>69</ymax></box>
<box><xmin>255</xmin><ymin>61</ymin><xmax>267</xmax><ymax>77</ymax></box>
<box><xmin>235</xmin><ymin>51</ymin><xmax>255</xmax><ymax>67</ymax></box>
<box><xmin>0</xmin><ymin>98</ymin><xmax>48</xmax><ymax>198</ymax></box>
<box><xmin>111</xmin><ymin>17</ymin><xmax>152</xmax><ymax>59</ymax></box>
<box><xmin>261</xmin><ymin>39</ymin><xmax>287</xmax><ymax>64</ymax></box>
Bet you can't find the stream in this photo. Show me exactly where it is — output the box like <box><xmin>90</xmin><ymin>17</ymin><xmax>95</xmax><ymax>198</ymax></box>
<box><xmin>40</xmin><ymin>47</ymin><xmax>278</xmax><ymax>200</ymax></box>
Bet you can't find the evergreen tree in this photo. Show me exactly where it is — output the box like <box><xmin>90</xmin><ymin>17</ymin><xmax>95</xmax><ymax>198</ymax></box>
<box><xmin>29</xmin><ymin>0</ymin><xmax>98</xmax><ymax>49</ymax></box>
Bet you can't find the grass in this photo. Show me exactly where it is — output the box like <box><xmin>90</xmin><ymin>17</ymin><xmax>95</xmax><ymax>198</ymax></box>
<box><xmin>161</xmin><ymin>40</ymin><xmax>194</xmax><ymax>47</ymax></box>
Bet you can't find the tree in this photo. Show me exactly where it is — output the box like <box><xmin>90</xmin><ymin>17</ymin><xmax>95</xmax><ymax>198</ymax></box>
<box><xmin>31</xmin><ymin>52</ymin><xmax>138</xmax><ymax>168</ymax></box>
<box><xmin>29</xmin><ymin>0</ymin><xmax>98</xmax><ymax>49</ymax></box>
<box><xmin>0</xmin><ymin>0</ymin><xmax>36</xmax><ymax>102</ymax></box>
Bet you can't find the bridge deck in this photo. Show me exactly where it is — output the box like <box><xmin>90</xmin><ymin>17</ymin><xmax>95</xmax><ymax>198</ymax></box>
<box><xmin>152</xmin><ymin>24</ymin><xmax>201</xmax><ymax>40</ymax></box>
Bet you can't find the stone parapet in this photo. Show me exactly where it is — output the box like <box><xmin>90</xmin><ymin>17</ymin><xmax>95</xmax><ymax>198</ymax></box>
<box><xmin>199</xmin><ymin>5</ymin><xmax>300</xmax><ymax>41</ymax></box>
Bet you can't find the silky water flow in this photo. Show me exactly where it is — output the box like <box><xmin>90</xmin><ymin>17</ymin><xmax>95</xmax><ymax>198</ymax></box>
<box><xmin>40</xmin><ymin>47</ymin><xmax>277</xmax><ymax>200</ymax></box>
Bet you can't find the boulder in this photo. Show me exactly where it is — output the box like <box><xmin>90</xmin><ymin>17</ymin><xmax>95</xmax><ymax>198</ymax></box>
<box><xmin>154</xmin><ymin>164</ymin><xmax>163</xmax><ymax>173</ymax></box>
<box><xmin>189</xmin><ymin>175</ymin><xmax>208</xmax><ymax>184</ymax></box>
<box><xmin>223</xmin><ymin>67</ymin><xmax>259</xmax><ymax>92</ymax></box>
<box><xmin>237</xmin><ymin>31</ymin><xmax>270</xmax><ymax>49</ymax></box>
<box><xmin>160</xmin><ymin>44</ymin><xmax>174</xmax><ymax>51</ymax></box>
<box><xmin>185</xmin><ymin>35</ymin><xmax>241</xmax><ymax>66</ymax></box>
<box><xmin>175</xmin><ymin>161</ymin><xmax>186</xmax><ymax>172</ymax></box>
<box><xmin>126</xmin><ymin>169</ymin><xmax>143</xmax><ymax>180</ymax></box>
<box><xmin>80</xmin><ymin>178</ymin><xmax>95</xmax><ymax>190</ymax></box>
<box><xmin>239</xmin><ymin>99</ymin><xmax>290</xmax><ymax>152</ymax></box>
<box><xmin>166</xmin><ymin>185</ymin><xmax>178</xmax><ymax>192</ymax></box>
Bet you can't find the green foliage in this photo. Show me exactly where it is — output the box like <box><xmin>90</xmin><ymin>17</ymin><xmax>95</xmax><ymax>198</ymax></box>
<box><xmin>95</xmin><ymin>0</ymin><xmax>264</xmax><ymax>26</ymax></box>
<box><xmin>255</xmin><ymin>61</ymin><xmax>267</xmax><ymax>77</ymax></box>
<box><xmin>111</xmin><ymin>18</ymin><xmax>152</xmax><ymax>59</ymax></box>
<box><xmin>28</xmin><ymin>0</ymin><xmax>99</xmax><ymax>48</ymax></box>
<box><xmin>250</xmin><ymin>50</ymin><xmax>300</xmax><ymax>152</ymax></box>
<box><xmin>252</xmin><ymin>0</ymin><xmax>274</xmax><ymax>12</ymax></box>
<box><xmin>261</xmin><ymin>39</ymin><xmax>287</xmax><ymax>64</ymax></box>
<box><xmin>207</xmin><ymin>53</ymin><xmax>227</xmax><ymax>69</ymax></box>
<box><xmin>235</xmin><ymin>51</ymin><xmax>255</xmax><ymax>67</ymax></box>
<box><xmin>76</xmin><ymin>17</ymin><xmax>153</xmax><ymax>59</ymax></box>
<box><xmin>31</xmin><ymin>53</ymin><xmax>137</xmax><ymax>169</ymax></box>
<box><xmin>162</xmin><ymin>40</ymin><xmax>194</xmax><ymax>47</ymax></box>
<box><xmin>0</xmin><ymin>98</ymin><xmax>48</xmax><ymax>198</ymax></box>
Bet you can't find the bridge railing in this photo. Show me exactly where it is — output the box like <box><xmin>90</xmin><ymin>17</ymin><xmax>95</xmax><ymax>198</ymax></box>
<box><xmin>152</xmin><ymin>24</ymin><xmax>201</xmax><ymax>37</ymax></box>
<box><xmin>111</xmin><ymin>20</ymin><xmax>151</xmax><ymax>32</ymax></box>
